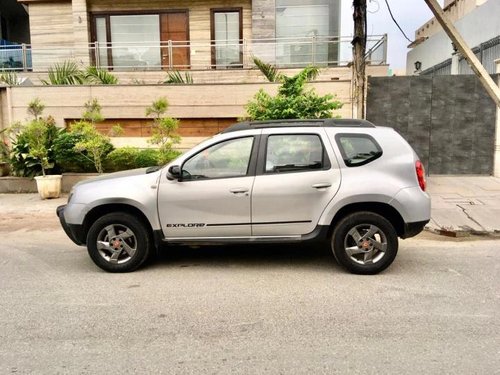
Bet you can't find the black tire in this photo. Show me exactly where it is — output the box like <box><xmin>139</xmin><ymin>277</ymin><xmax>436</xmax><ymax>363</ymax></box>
<box><xmin>86</xmin><ymin>212</ymin><xmax>152</xmax><ymax>273</ymax></box>
<box><xmin>331</xmin><ymin>212</ymin><xmax>398</xmax><ymax>275</ymax></box>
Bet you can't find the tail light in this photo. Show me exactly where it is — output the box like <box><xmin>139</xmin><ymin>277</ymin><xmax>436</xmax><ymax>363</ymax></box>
<box><xmin>415</xmin><ymin>160</ymin><xmax>426</xmax><ymax>191</ymax></box>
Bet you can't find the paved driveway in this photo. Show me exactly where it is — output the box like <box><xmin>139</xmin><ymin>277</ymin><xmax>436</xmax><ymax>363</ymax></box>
<box><xmin>0</xmin><ymin>224</ymin><xmax>498</xmax><ymax>374</ymax></box>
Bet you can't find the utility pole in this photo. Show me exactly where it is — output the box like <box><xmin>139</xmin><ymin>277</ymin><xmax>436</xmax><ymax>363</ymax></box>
<box><xmin>424</xmin><ymin>0</ymin><xmax>500</xmax><ymax>107</ymax></box>
<box><xmin>352</xmin><ymin>0</ymin><xmax>367</xmax><ymax>119</ymax></box>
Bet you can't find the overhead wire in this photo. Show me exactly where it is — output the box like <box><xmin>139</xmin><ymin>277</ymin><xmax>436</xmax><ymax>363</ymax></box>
<box><xmin>383</xmin><ymin>0</ymin><xmax>414</xmax><ymax>43</ymax></box>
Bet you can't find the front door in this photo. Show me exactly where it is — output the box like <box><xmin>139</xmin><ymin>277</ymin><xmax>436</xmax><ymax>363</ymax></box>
<box><xmin>158</xmin><ymin>136</ymin><xmax>256</xmax><ymax>238</ymax></box>
<box><xmin>161</xmin><ymin>12</ymin><xmax>190</xmax><ymax>69</ymax></box>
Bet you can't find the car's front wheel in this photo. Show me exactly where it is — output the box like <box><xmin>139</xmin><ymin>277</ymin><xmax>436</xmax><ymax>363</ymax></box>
<box><xmin>331</xmin><ymin>212</ymin><xmax>398</xmax><ymax>275</ymax></box>
<box><xmin>86</xmin><ymin>212</ymin><xmax>152</xmax><ymax>272</ymax></box>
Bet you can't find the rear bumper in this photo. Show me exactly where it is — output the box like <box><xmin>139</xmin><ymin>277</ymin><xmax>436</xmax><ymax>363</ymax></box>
<box><xmin>401</xmin><ymin>220</ymin><xmax>429</xmax><ymax>239</ymax></box>
<box><xmin>57</xmin><ymin>205</ymin><xmax>86</xmax><ymax>246</ymax></box>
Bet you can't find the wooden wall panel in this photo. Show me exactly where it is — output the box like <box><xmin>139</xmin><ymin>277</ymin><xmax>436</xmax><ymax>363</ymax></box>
<box><xmin>66</xmin><ymin>118</ymin><xmax>237</xmax><ymax>137</ymax></box>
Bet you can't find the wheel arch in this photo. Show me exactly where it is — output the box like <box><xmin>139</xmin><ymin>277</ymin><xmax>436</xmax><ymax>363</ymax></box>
<box><xmin>82</xmin><ymin>203</ymin><xmax>155</xmax><ymax>244</ymax></box>
<box><xmin>328</xmin><ymin>202</ymin><xmax>405</xmax><ymax>238</ymax></box>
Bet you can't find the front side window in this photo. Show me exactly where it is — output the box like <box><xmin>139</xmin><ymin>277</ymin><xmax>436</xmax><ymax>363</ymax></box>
<box><xmin>336</xmin><ymin>134</ymin><xmax>382</xmax><ymax>167</ymax></box>
<box><xmin>265</xmin><ymin>134</ymin><xmax>327</xmax><ymax>173</ymax></box>
<box><xmin>182</xmin><ymin>137</ymin><xmax>253</xmax><ymax>180</ymax></box>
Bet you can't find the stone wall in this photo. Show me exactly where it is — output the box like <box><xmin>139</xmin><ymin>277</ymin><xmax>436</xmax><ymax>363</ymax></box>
<box><xmin>366</xmin><ymin>75</ymin><xmax>497</xmax><ymax>175</ymax></box>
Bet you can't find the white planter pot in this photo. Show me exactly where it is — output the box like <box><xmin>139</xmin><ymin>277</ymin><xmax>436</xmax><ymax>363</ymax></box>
<box><xmin>34</xmin><ymin>175</ymin><xmax>62</xmax><ymax>199</ymax></box>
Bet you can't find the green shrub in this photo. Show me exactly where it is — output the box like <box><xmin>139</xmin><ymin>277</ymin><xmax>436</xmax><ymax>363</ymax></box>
<box><xmin>52</xmin><ymin>131</ymin><xmax>95</xmax><ymax>173</ymax></box>
<box><xmin>9</xmin><ymin>119</ymin><xmax>59</xmax><ymax>177</ymax></box>
<box><xmin>158</xmin><ymin>149</ymin><xmax>181</xmax><ymax>165</ymax></box>
<box><xmin>246</xmin><ymin>66</ymin><xmax>343</xmax><ymax>120</ymax></box>
<box><xmin>104</xmin><ymin>147</ymin><xmax>178</xmax><ymax>172</ymax></box>
<box><xmin>104</xmin><ymin>147</ymin><xmax>140</xmax><ymax>172</ymax></box>
<box><xmin>135</xmin><ymin>149</ymin><xmax>160</xmax><ymax>167</ymax></box>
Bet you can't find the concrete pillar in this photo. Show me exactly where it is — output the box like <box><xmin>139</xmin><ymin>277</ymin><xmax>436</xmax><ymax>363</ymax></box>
<box><xmin>251</xmin><ymin>0</ymin><xmax>276</xmax><ymax>64</ymax></box>
<box><xmin>494</xmin><ymin>58</ymin><xmax>500</xmax><ymax>177</ymax></box>
<box><xmin>450</xmin><ymin>52</ymin><xmax>460</xmax><ymax>75</ymax></box>
<box><xmin>72</xmin><ymin>0</ymin><xmax>91</xmax><ymax>66</ymax></box>
<box><xmin>251</xmin><ymin>0</ymin><xmax>276</xmax><ymax>40</ymax></box>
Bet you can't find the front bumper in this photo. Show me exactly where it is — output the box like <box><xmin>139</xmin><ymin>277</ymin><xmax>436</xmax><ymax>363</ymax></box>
<box><xmin>57</xmin><ymin>205</ymin><xmax>86</xmax><ymax>246</ymax></box>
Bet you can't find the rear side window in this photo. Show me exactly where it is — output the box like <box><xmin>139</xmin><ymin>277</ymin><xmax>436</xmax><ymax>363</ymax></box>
<box><xmin>335</xmin><ymin>134</ymin><xmax>382</xmax><ymax>167</ymax></box>
<box><xmin>265</xmin><ymin>134</ymin><xmax>329</xmax><ymax>173</ymax></box>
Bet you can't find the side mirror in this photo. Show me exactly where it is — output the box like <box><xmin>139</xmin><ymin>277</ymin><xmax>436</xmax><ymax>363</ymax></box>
<box><xmin>167</xmin><ymin>165</ymin><xmax>182</xmax><ymax>181</ymax></box>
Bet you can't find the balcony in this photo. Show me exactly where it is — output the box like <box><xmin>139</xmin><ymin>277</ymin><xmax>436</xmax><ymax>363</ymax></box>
<box><xmin>1</xmin><ymin>35</ymin><xmax>387</xmax><ymax>72</ymax></box>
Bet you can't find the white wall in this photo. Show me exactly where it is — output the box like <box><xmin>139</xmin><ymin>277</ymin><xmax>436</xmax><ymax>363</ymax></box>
<box><xmin>406</xmin><ymin>0</ymin><xmax>500</xmax><ymax>74</ymax></box>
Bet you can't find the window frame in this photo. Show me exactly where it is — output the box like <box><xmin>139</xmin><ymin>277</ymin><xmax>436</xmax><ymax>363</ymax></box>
<box><xmin>210</xmin><ymin>7</ymin><xmax>243</xmax><ymax>69</ymax></box>
<box><xmin>257</xmin><ymin>133</ymin><xmax>331</xmax><ymax>175</ymax></box>
<box><xmin>335</xmin><ymin>133</ymin><xmax>383</xmax><ymax>167</ymax></box>
<box><xmin>179</xmin><ymin>135</ymin><xmax>260</xmax><ymax>182</ymax></box>
<box><xmin>90</xmin><ymin>9</ymin><xmax>190</xmax><ymax>69</ymax></box>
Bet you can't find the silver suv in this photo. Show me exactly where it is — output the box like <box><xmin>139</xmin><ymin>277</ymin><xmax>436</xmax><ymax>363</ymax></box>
<box><xmin>57</xmin><ymin>119</ymin><xmax>430</xmax><ymax>274</ymax></box>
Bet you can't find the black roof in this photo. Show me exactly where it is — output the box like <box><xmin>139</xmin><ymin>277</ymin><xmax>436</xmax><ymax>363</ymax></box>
<box><xmin>221</xmin><ymin>119</ymin><xmax>376</xmax><ymax>133</ymax></box>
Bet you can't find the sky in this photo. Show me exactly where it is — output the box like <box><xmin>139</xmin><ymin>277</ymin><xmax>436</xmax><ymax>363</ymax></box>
<box><xmin>340</xmin><ymin>0</ymin><xmax>442</xmax><ymax>69</ymax></box>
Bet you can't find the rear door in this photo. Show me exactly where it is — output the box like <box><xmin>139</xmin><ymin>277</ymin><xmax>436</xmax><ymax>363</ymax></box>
<box><xmin>251</xmin><ymin>128</ymin><xmax>341</xmax><ymax>236</ymax></box>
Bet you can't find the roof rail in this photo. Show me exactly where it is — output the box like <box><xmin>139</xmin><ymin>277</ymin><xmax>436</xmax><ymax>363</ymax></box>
<box><xmin>221</xmin><ymin>119</ymin><xmax>376</xmax><ymax>133</ymax></box>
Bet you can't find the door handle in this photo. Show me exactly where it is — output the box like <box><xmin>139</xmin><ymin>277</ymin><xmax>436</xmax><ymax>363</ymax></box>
<box><xmin>230</xmin><ymin>188</ymin><xmax>249</xmax><ymax>194</ymax></box>
<box><xmin>312</xmin><ymin>183</ymin><xmax>331</xmax><ymax>189</ymax></box>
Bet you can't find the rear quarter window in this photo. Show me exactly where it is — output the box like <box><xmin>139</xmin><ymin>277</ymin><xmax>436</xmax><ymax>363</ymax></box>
<box><xmin>335</xmin><ymin>134</ymin><xmax>382</xmax><ymax>167</ymax></box>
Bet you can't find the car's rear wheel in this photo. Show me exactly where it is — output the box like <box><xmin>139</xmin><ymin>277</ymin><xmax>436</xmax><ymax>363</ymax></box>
<box><xmin>331</xmin><ymin>212</ymin><xmax>398</xmax><ymax>275</ymax></box>
<box><xmin>86</xmin><ymin>212</ymin><xmax>152</xmax><ymax>273</ymax></box>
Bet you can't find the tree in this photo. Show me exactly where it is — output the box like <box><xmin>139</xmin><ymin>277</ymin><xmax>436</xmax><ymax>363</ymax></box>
<box><xmin>145</xmin><ymin>98</ymin><xmax>181</xmax><ymax>164</ymax></box>
<box><xmin>27</xmin><ymin>98</ymin><xmax>45</xmax><ymax>119</ymax></box>
<box><xmin>70</xmin><ymin>99</ymin><xmax>113</xmax><ymax>174</ymax></box>
<box><xmin>246</xmin><ymin>64</ymin><xmax>342</xmax><ymax>120</ymax></box>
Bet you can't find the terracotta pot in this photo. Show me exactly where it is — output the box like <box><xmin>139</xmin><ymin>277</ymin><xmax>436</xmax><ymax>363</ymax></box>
<box><xmin>34</xmin><ymin>175</ymin><xmax>62</xmax><ymax>199</ymax></box>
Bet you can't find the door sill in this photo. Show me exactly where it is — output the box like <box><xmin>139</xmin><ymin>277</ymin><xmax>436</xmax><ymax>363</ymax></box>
<box><xmin>163</xmin><ymin>235</ymin><xmax>301</xmax><ymax>245</ymax></box>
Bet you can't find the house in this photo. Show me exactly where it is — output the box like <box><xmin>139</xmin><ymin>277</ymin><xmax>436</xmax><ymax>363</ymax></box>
<box><xmin>0</xmin><ymin>0</ymin><xmax>30</xmax><ymax>70</ymax></box>
<box><xmin>407</xmin><ymin>0</ymin><xmax>500</xmax><ymax>75</ymax></box>
<box><xmin>0</xmin><ymin>0</ymin><xmax>389</xmax><ymax>148</ymax></box>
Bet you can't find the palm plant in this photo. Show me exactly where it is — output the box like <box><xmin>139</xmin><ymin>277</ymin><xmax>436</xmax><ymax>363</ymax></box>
<box><xmin>85</xmin><ymin>66</ymin><xmax>118</xmax><ymax>84</ymax></box>
<box><xmin>0</xmin><ymin>70</ymin><xmax>19</xmax><ymax>85</ymax></box>
<box><xmin>252</xmin><ymin>56</ymin><xmax>320</xmax><ymax>84</ymax></box>
<box><xmin>163</xmin><ymin>71</ymin><xmax>194</xmax><ymax>84</ymax></box>
<box><xmin>252</xmin><ymin>56</ymin><xmax>283</xmax><ymax>83</ymax></box>
<box><xmin>42</xmin><ymin>61</ymin><xmax>85</xmax><ymax>85</ymax></box>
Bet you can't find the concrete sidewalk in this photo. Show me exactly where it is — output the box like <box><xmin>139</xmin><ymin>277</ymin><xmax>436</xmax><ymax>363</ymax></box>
<box><xmin>1</xmin><ymin>176</ymin><xmax>500</xmax><ymax>236</ymax></box>
<box><xmin>426</xmin><ymin>176</ymin><xmax>500</xmax><ymax>236</ymax></box>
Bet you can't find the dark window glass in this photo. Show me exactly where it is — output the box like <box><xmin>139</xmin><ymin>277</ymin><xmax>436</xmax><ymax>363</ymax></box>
<box><xmin>336</xmin><ymin>134</ymin><xmax>382</xmax><ymax>167</ymax></box>
<box><xmin>265</xmin><ymin>134</ymin><xmax>326</xmax><ymax>173</ymax></box>
<box><xmin>182</xmin><ymin>137</ymin><xmax>253</xmax><ymax>180</ymax></box>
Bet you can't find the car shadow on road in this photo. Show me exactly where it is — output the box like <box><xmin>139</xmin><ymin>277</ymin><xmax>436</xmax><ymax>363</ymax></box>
<box><xmin>149</xmin><ymin>242</ymin><xmax>341</xmax><ymax>272</ymax></box>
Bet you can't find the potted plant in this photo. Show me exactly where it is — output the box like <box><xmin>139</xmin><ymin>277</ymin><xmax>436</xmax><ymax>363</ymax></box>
<box><xmin>24</xmin><ymin>118</ymin><xmax>62</xmax><ymax>199</ymax></box>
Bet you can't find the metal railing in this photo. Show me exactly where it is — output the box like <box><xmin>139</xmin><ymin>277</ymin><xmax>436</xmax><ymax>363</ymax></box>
<box><xmin>1</xmin><ymin>35</ymin><xmax>387</xmax><ymax>72</ymax></box>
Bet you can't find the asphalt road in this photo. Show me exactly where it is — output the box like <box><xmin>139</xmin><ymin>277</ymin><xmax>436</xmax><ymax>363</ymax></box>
<box><xmin>0</xmin><ymin>225</ymin><xmax>498</xmax><ymax>374</ymax></box>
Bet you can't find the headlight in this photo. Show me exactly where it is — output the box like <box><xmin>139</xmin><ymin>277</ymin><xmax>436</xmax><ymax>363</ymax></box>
<box><xmin>68</xmin><ymin>191</ymin><xmax>74</xmax><ymax>203</ymax></box>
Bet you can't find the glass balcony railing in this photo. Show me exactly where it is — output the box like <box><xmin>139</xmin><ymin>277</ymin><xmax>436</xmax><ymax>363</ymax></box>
<box><xmin>0</xmin><ymin>35</ymin><xmax>387</xmax><ymax>72</ymax></box>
